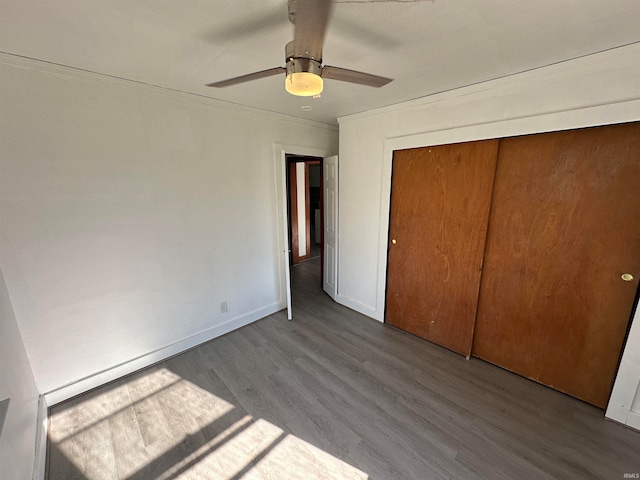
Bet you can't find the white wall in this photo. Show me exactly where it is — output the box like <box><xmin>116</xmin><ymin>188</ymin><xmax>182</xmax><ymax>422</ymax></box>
<box><xmin>0</xmin><ymin>53</ymin><xmax>337</xmax><ymax>400</ymax></box>
<box><xmin>336</xmin><ymin>43</ymin><xmax>640</xmax><ymax>425</ymax></box>
<box><xmin>609</xmin><ymin>307</ymin><xmax>640</xmax><ymax>429</ymax></box>
<box><xmin>296</xmin><ymin>162</ymin><xmax>307</xmax><ymax>257</ymax></box>
<box><xmin>0</xmin><ymin>267</ymin><xmax>39</xmax><ymax>480</ymax></box>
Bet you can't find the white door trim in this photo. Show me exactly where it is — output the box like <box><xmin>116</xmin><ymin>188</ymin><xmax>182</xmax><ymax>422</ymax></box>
<box><xmin>273</xmin><ymin>143</ymin><xmax>333</xmax><ymax>319</ymax></box>
<box><xmin>323</xmin><ymin>155</ymin><xmax>339</xmax><ymax>300</ymax></box>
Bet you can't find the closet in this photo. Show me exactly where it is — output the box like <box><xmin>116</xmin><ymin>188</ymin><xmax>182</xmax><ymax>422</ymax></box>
<box><xmin>385</xmin><ymin>122</ymin><xmax>640</xmax><ymax>408</ymax></box>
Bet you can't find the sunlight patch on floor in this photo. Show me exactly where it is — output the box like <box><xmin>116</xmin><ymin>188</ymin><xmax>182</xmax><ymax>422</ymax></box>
<box><xmin>48</xmin><ymin>367</ymin><xmax>368</xmax><ymax>479</ymax></box>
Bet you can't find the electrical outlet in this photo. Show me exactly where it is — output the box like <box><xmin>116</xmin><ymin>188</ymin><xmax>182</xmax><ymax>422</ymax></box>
<box><xmin>220</xmin><ymin>301</ymin><xmax>228</xmax><ymax>314</ymax></box>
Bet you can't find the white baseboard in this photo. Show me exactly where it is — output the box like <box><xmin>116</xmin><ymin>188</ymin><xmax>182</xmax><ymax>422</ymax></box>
<box><xmin>32</xmin><ymin>395</ymin><xmax>48</xmax><ymax>480</ymax></box>
<box><xmin>44</xmin><ymin>302</ymin><xmax>285</xmax><ymax>406</ymax></box>
<box><xmin>335</xmin><ymin>294</ymin><xmax>383</xmax><ymax>322</ymax></box>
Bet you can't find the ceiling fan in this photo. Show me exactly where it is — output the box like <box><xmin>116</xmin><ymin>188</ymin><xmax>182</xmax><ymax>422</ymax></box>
<box><xmin>206</xmin><ymin>0</ymin><xmax>393</xmax><ymax>97</ymax></box>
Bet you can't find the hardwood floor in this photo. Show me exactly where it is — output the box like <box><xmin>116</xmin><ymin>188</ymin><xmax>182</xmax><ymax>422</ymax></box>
<box><xmin>47</xmin><ymin>257</ymin><xmax>640</xmax><ymax>479</ymax></box>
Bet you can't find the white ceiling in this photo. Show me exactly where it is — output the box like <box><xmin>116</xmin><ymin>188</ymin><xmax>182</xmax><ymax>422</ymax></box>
<box><xmin>1</xmin><ymin>0</ymin><xmax>639</xmax><ymax>125</ymax></box>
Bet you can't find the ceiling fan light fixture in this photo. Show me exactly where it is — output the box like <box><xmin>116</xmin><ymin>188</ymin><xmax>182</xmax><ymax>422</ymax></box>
<box><xmin>285</xmin><ymin>71</ymin><xmax>323</xmax><ymax>96</ymax></box>
<box><xmin>285</xmin><ymin>52</ymin><xmax>323</xmax><ymax>97</ymax></box>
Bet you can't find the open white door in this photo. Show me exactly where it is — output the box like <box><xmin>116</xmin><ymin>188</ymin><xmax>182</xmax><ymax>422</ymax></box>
<box><xmin>274</xmin><ymin>148</ymin><xmax>292</xmax><ymax>319</ymax></box>
<box><xmin>274</xmin><ymin>143</ymin><xmax>333</xmax><ymax>320</ymax></box>
<box><xmin>323</xmin><ymin>155</ymin><xmax>338</xmax><ymax>300</ymax></box>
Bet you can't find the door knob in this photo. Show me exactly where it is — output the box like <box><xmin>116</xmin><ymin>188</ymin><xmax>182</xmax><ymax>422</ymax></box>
<box><xmin>621</xmin><ymin>273</ymin><xmax>634</xmax><ymax>282</ymax></box>
<box><xmin>392</xmin><ymin>239</ymin><xmax>397</xmax><ymax>244</ymax></box>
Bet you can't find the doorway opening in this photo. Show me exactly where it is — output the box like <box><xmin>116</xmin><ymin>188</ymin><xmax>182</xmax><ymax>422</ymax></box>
<box><xmin>286</xmin><ymin>155</ymin><xmax>323</xmax><ymax>289</ymax></box>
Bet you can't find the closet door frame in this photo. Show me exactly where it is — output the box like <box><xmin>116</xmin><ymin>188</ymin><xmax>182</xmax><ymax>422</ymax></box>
<box><xmin>376</xmin><ymin>102</ymin><xmax>640</xmax><ymax>419</ymax></box>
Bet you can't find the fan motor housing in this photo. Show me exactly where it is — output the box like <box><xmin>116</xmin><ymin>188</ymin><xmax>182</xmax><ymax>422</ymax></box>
<box><xmin>285</xmin><ymin>41</ymin><xmax>322</xmax><ymax>77</ymax></box>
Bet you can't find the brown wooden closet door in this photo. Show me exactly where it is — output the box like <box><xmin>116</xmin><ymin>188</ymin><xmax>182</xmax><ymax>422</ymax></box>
<box><xmin>473</xmin><ymin>122</ymin><xmax>640</xmax><ymax>408</ymax></box>
<box><xmin>386</xmin><ymin>140</ymin><xmax>499</xmax><ymax>356</ymax></box>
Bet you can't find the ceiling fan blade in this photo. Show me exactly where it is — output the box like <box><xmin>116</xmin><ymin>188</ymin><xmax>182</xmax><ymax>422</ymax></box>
<box><xmin>322</xmin><ymin>66</ymin><xmax>393</xmax><ymax>88</ymax></box>
<box><xmin>206</xmin><ymin>67</ymin><xmax>286</xmax><ymax>88</ymax></box>
<box><xmin>292</xmin><ymin>0</ymin><xmax>334</xmax><ymax>60</ymax></box>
